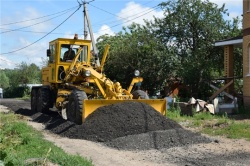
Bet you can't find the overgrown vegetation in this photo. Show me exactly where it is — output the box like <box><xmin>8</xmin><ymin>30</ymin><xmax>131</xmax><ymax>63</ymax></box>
<box><xmin>167</xmin><ymin>106</ymin><xmax>250</xmax><ymax>141</ymax></box>
<box><xmin>0</xmin><ymin>112</ymin><xmax>93</xmax><ymax>166</ymax></box>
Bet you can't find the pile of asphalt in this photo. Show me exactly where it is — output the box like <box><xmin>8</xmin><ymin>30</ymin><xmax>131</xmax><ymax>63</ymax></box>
<box><xmin>12</xmin><ymin>101</ymin><xmax>212</xmax><ymax>150</ymax></box>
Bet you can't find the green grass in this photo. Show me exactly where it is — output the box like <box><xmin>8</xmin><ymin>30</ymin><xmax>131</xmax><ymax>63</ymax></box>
<box><xmin>0</xmin><ymin>112</ymin><xmax>93</xmax><ymax>166</ymax></box>
<box><xmin>167</xmin><ymin>106</ymin><xmax>250</xmax><ymax>141</ymax></box>
<box><xmin>202</xmin><ymin>122</ymin><xmax>250</xmax><ymax>140</ymax></box>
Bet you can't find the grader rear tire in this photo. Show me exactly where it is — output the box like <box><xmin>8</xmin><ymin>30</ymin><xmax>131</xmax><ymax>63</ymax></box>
<box><xmin>132</xmin><ymin>90</ymin><xmax>149</xmax><ymax>99</ymax></box>
<box><xmin>37</xmin><ymin>87</ymin><xmax>51</xmax><ymax>113</ymax></box>
<box><xmin>66</xmin><ymin>89</ymin><xmax>88</xmax><ymax>125</ymax></box>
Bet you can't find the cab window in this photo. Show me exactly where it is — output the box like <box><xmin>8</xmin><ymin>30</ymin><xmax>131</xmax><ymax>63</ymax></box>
<box><xmin>49</xmin><ymin>44</ymin><xmax>55</xmax><ymax>63</ymax></box>
<box><xmin>60</xmin><ymin>44</ymin><xmax>88</xmax><ymax>62</ymax></box>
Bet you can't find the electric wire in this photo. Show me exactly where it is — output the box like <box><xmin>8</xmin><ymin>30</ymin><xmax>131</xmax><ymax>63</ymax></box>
<box><xmin>76</xmin><ymin>4</ymin><xmax>160</xmax><ymax>38</ymax></box>
<box><xmin>0</xmin><ymin>5</ymin><xmax>79</xmax><ymax>26</ymax></box>
<box><xmin>83</xmin><ymin>5</ymin><xmax>160</xmax><ymax>36</ymax></box>
<box><xmin>0</xmin><ymin>27</ymin><xmax>66</xmax><ymax>35</ymax></box>
<box><xmin>89</xmin><ymin>2</ymin><xmax>158</xmax><ymax>21</ymax></box>
<box><xmin>1</xmin><ymin>8</ymin><xmax>76</xmax><ymax>34</ymax></box>
<box><xmin>0</xmin><ymin>5</ymin><xmax>159</xmax><ymax>36</ymax></box>
<box><xmin>0</xmin><ymin>5</ymin><xmax>82</xmax><ymax>55</ymax></box>
<box><xmin>0</xmin><ymin>57</ymin><xmax>18</xmax><ymax>65</ymax></box>
<box><xmin>1</xmin><ymin>1</ymin><xmax>159</xmax><ymax>35</ymax></box>
<box><xmin>90</xmin><ymin>5</ymin><xmax>158</xmax><ymax>27</ymax></box>
<box><xmin>89</xmin><ymin>1</ymin><xmax>159</xmax><ymax>26</ymax></box>
<box><xmin>108</xmin><ymin>6</ymin><xmax>161</xmax><ymax>28</ymax></box>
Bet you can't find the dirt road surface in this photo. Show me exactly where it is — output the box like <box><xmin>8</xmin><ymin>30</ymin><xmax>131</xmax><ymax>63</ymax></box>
<box><xmin>1</xmin><ymin>98</ymin><xmax>250</xmax><ymax>166</ymax></box>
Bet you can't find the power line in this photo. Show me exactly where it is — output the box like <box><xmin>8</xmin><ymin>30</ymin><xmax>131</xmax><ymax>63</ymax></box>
<box><xmin>89</xmin><ymin>0</ymin><xmax>159</xmax><ymax>25</ymax></box>
<box><xmin>78</xmin><ymin>5</ymin><xmax>160</xmax><ymax>39</ymax></box>
<box><xmin>0</xmin><ymin>57</ymin><xmax>18</xmax><ymax>65</ymax></box>
<box><xmin>111</xmin><ymin>6</ymin><xmax>160</xmax><ymax>27</ymax></box>
<box><xmin>0</xmin><ymin>5</ymin><xmax>159</xmax><ymax>36</ymax></box>
<box><xmin>0</xmin><ymin>6</ymin><xmax>79</xmax><ymax>26</ymax></box>
<box><xmin>0</xmin><ymin>5</ymin><xmax>82</xmax><ymax>55</ymax></box>
<box><xmin>1</xmin><ymin>1</ymin><xmax>160</xmax><ymax>35</ymax></box>
<box><xmin>0</xmin><ymin>28</ymin><xmax>66</xmax><ymax>35</ymax></box>
<box><xmin>85</xmin><ymin>5</ymin><xmax>160</xmax><ymax>35</ymax></box>
<box><xmin>89</xmin><ymin>4</ymin><xmax>125</xmax><ymax>20</ymax></box>
<box><xmin>1</xmin><ymin>9</ymin><xmax>75</xmax><ymax>34</ymax></box>
<box><xmin>90</xmin><ymin>5</ymin><xmax>159</xmax><ymax>27</ymax></box>
<box><xmin>90</xmin><ymin>0</ymin><xmax>157</xmax><ymax>19</ymax></box>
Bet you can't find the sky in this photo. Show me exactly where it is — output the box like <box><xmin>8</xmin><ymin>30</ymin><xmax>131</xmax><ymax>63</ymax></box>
<box><xmin>0</xmin><ymin>0</ymin><xmax>242</xmax><ymax>69</ymax></box>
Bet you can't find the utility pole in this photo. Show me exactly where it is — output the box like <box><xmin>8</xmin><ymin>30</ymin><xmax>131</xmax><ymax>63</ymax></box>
<box><xmin>82</xmin><ymin>0</ymin><xmax>100</xmax><ymax>66</ymax></box>
<box><xmin>83</xmin><ymin>0</ymin><xmax>88</xmax><ymax>40</ymax></box>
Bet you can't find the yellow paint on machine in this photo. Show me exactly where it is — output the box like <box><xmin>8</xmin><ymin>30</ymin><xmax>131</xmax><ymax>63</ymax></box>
<box><xmin>82</xmin><ymin>99</ymin><xmax>167</xmax><ymax>121</ymax></box>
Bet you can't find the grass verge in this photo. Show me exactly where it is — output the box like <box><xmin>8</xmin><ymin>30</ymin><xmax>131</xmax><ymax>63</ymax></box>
<box><xmin>0</xmin><ymin>112</ymin><xmax>93</xmax><ymax>166</ymax></box>
<box><xmin>167</xmin><ymin>107</ymin><xmax>250</xmax><ymax>141</ymax></box>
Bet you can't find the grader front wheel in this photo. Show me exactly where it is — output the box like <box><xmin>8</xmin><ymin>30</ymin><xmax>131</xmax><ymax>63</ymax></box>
<box><xmin>66</xmin><ymin>89</ymin><xmax>88</xmax><ymax>125</ymax></box>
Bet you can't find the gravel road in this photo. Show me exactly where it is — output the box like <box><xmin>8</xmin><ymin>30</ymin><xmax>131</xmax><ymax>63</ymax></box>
<box><xmin>1</xmin><ymin>98</ymin><xmax>250</xmax><ymax>166</ymax></box>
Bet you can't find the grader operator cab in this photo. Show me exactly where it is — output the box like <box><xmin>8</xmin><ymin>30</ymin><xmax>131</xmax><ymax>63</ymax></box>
<box><xmin>31</xmin><ymin>35</ymin><xmax>166</xmax><ymax>124</ymax></box>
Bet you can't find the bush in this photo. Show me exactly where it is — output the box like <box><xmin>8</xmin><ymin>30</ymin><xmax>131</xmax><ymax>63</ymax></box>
<box><xmin>3</xmin><ymin>86</ymin><xmax>30</xmax><ymax>98</ymax></box>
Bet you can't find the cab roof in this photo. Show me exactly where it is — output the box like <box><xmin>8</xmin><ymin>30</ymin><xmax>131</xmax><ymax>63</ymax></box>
<box><xmin>49</xmin><ymin>38</ymin><xmax>92</xmax><ymax>44</ymax></box>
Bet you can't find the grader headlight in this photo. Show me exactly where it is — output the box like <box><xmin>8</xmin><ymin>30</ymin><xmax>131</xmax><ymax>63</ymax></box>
<box><xmin>134</xmin><ymin>70</ymin><xmax>140</xmax><ymax>77</ymax></box>
<box><xmin>84</xmin><ymin>70</ymin><xmax>91</xmax><ymax>77</ymax></box>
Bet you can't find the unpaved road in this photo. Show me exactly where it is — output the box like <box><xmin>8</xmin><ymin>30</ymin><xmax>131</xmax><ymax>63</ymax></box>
<box><xmin>1</xmin><ymin>98</ymin><xmax>250</xmax><ymax>166</ymax></box>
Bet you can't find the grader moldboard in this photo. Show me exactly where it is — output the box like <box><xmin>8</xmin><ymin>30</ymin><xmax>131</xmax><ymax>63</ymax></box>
<box><xmin>31</xmin><ymin>35</ymin><xmax>166</xmax><ymax>124</ymax></box>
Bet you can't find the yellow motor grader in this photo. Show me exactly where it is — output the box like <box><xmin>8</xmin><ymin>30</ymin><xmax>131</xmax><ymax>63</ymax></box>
<box><xmin>31</xmin><ymin>35</ymin><xmax>166</xmax><ymax>124</ymax></box>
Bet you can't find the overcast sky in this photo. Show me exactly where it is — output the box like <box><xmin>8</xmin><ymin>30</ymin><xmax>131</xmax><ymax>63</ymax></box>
<box><xmin>0</xmin><ymin>0</ymin><xmax>242</xmax><ymax>69</ymax></box>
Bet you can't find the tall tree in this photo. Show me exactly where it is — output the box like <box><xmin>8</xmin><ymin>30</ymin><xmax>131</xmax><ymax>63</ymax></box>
<box><xmin>17</xmin><ymin>62</ymin><xmax>41</xmax><ymax>85</ymax></box>
<box><xmin>151</xmin><ymin>0</ymin><xmax>241</xmax><ymax>98</ymax></box>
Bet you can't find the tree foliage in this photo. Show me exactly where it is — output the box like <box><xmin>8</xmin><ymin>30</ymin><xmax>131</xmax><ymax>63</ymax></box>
<box><xmin>0</xmin><ymin>71</ymin><xmax>10</xmax><ymax>89</ymax></box>
<box><xmin>17</xmin><ymin>62</ymin><xmax>42</xmax><ymax>85</ymax></box>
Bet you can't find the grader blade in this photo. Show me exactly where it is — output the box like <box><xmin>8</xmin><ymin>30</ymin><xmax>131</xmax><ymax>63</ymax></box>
<box><xmin>82</xmin><ymin>99</ymin><xmax>167</xmax><ymax>121</ymax></box>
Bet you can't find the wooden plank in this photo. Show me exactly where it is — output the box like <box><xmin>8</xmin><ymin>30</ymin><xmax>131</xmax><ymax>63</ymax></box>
<box><xmin>209</xmin><ymin>84</ymin><xmax>234</xmax><ymax>100</ymax></box>
<box><xmin>209</xmin><ymin>79</ymin><xmax>234</xmax><ymax>101</ymax></box>
<box><xmin>210</xmin><ymin>76</ymin><xmax>242</xmax><ymax>80</ymax></box>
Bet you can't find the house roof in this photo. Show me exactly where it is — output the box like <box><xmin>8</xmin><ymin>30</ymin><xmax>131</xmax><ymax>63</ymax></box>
<box><xmin>214</xmin><ymin>36</ymin><xmax>243</xmax><ymax>47</ymax></box>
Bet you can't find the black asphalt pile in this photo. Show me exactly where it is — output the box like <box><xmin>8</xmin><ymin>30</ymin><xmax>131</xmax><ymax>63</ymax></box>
<box><xmin>44</xmin><ymin>102</ymin><xmax>211</xmax><ymax>150</ymax></box>
<box><xmin>79</xmin><ymin>102</ymin><xmax>183</xmax><ymax>142</ymax></box>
